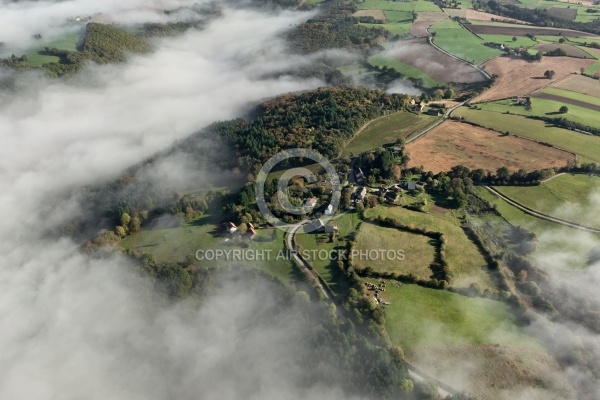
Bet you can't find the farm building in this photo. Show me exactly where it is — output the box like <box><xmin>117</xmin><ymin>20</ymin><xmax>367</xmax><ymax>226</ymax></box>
<box><xmin>426</xmin><ymin>108</ymin><xmax>442</xmax><ymax>116</ymax></box>
<box><xmin>304</xmin><ymin>218</ymin><xmax>325</xmax><ymax>233</ymax></box>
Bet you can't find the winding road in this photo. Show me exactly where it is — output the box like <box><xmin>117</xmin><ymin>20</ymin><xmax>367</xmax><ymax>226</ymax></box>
<box><xmin>285</xmin><ymin>219</ymin><xmax>455</xmax><ymax>398</ymax></box>
<box><xmin>485</xmin><ymin>186</ymin><xmax>600</xmax><ymax>234</ymax></box>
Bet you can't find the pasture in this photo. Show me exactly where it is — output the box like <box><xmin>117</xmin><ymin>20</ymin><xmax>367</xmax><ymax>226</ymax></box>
<box><xmin>453</xmin><ymin>107</ymin><xmax>600</xmax><ymax>163</ymax></box>
<box><xmin>479</xmin><ymin>34</ymin><xmax>538</xmax><ymax>47</ymax></box>
<box><xmin>342</xmin><ymin>111</ymin><xmax>440</xmax><ymax>156</ymax></box>
<box><xmin>474</xmin><ymin>56</ymin><xmax>594</xmax><ymax>102</ymax></box>
<box><xmin>430</xmin><ymin>19</ymin><xmax>503</xmax><ymax>63</ymax></box>
<box><xmin>372</xmin><ymin>281</ymin><xmax>537</xmax><ymax>348</ymax></box>
<box><xmin>494</xmin><ymin>174</ymin><xmax>600</xmax><ymax>230</ymax></box>
<box><xmin>477</xmin><ymin>96</ymin><xmax>600</xmax><ymax>128</ymax></box>
<box><xmin>120</xmin><ymin>216</ymin><xmax>297</xmax><ymax>282</ymax></box>
<box><xmin>477</xmin><ymin>187</ymin><xmax>600</xmax><ymax>260</ymax></box>
<box><xmin>354</xmin><ymin>222</ymin><xmax>436</xmax><ymax>279</ymax></box>
<box><xmin>376</xmin><ymin>39</ymin><xmax>487</xmax><ymax>83</ymax></box>
<box><xmin>363</xmin><ymin>205</ymin><xmax>496</xmax><ymax>291</ymax></box>
<box><xmin>405</xmin><ymin>120</ymin><xmax>574</xmax><ymax>172</ymax></box>
<box><xmin>534</xmin><ymin>43</ymin><xmax>594</xmax><ymax>58</ymax></box>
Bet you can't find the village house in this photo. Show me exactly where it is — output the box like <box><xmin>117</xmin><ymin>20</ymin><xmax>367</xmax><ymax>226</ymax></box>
<box><xmin>305</xmin><ymin>197</ymin><xmax>318</xmax><ymax>208</ymax></box>
<box><xmin>324</xmin><ymin>224</ymin><xmax>339</xmax><ymax>234</ymax></box>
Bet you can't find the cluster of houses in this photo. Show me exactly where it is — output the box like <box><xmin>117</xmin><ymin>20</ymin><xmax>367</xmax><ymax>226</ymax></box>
<box><xmin>364</xmin><ymin>281</ymin><xmax>391</xmax><ymax>306</ymax></box>
<box><xmin>223</xmin><ymin>221</ymin><xmax>257</xmax><ymax>240</ymax></box>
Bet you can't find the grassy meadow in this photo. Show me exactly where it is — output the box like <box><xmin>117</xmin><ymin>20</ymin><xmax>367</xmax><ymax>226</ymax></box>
<box><xmin>430</xmin><ymin>19</ymin><xmax>503</xmax><ymax>63</ymax></box>
<box><xmin>354</xmin><ymin>222</ymin><xmax>436</xmax><ymax>279</ymax></box>
<box><xmin>364</xmin><ymin>205</ymin><xmax>496</xmax><ymax>291</ymax></box>
<box><xmin>342</xmin><ymin>111</ymin><xmax>440</xmax><ymax>156</ymax></box>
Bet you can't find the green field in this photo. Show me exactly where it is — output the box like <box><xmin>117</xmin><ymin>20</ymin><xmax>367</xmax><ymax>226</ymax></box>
<box><xmin>294</xmin><ymin>211</ymin><xmax>361</xmax><ymax>295</ymax></box>
<box><xmin>453</xmin><ymin>107</ymin><xmax>600</xmax><ymax>163</ymax></box>
<box><xmin>342</xmin><ymin>111</ymin><xmax>440</xmax><ymax>156</ymax></box>
<box><xmin>542</xmin><ymin>87</ymin><xmax>600</xmax><ymax>106</ymax></box>
<box><xmin>477</xmin><ymin>187</ymin><xmax>600</xmax><ymax>262</ymax></box>
<box><xmin>364</xmin><ymin>205</ymin><xmax>496</xmax><ymax>291</ymax></box>
<box><xmin>479</xmin><ymin>34</ymin><xmax>538</xmax><ymax>48</ymax></box>
<box><xmin>494</xmin><ymin>174</ymin><xmax>600</xmax><ymax>230</ymax></box>
<box><xmin>354</xmin><ymin>222</ymin><xmax>436</xmax><ymax>279</ymax></box>
<box><xmin>474</xmin><ymin>98</ymin><xmax>600</xmax><ymax>130</ymax></box>
<box><xmin>24</xmin><ymin>32</ymin><xmax>81</xmax><ymax>67</ymax></box>
<box><xmin>430</xmin><ymin>19</ymin><xmax>503</xmax><ymax>63</ymax></box>
<box><xmin>368</xmin><ymin>54</ymin><xmax>440</xmax><ymax>88</ymax></box>
<box><xmin>357</xmin><ymin>0</ymin><xmax>442</xmax><ymax>12</ymax></box>
<box><xmin>119</xmin><ymin>215</ymin><xmax>297</xmax><ymax>282</ymax></box>
<box><xmin>370</xmin><ymin>280</ymin><xmax>538</xmax><ymax>348</ymax></box>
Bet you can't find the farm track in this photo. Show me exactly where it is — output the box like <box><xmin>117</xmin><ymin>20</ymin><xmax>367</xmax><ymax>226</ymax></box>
<box><xmin>531</xmin><ymin>92</ymin><xmax>600</xmax><ymax>112</ymax></box>
<box><xmin>485</xmin><ymin>186</ymin><xmax>600</xmax><ymax>233</ymax></box>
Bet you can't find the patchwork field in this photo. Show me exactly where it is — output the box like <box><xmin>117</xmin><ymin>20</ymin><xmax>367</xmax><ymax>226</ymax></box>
<box><xmin>364</xmin><ymin>205</ymin><xmax>495</xmax><ymax>290</ymax></box>
<box><xmin>476</xmin><ymin>96</ymin><xmax>600</xmax><ymax>128</ymax></box>
<box><xmin>452</xmin><ymin>107</ymin><xmax>600</xmax><ymax>163</ymax></box>
<box><xmin>474</xmin><ymin>56</ymin><xmax>594</xmax><ymax>102</ymax></box>
<box><xmin>354</xmin><ymin>222</ymin><xmax>436</xmax><ymax>279</ymax></box>
<box><xmin>405</xmin><ymin>120</ymin><xmax>575</xmax><ymax>172</ymax></box>
<box><xmin>375</xmin><ymin>39</ymin><xmax>487</xmax><ymax>83</ymax></box>
<box><xmin>551</xmin><ymin>73</ymin><xmax>600</xmax><ymax>97</ymax></box>
<box><xmin>356</xmin><ymin>0</ymin><xmax>442</xmax><ymax>12</ymax></box>
<box><xmin>445</xmin><ymin>8</ymin><xmax>529</xmax><ymax>23</ymax></box>
<box><xmin>534</xmin><ymin>43</ymin><xmax>594</xmax><ymax>58</ymax></box>
<box><xmin>430</xmin><ymin>19</ymin><xmax>503</xmax><ymax>63</ymax></box>
<box><xmin>494</xmin><ymin>174</ymin><xmax>600</xmax><ymax>230</ymax></box>
<box><xmin>342</xmin><ymin>111</ymin><xmax>440</xmax><ymax>156</ymax></box>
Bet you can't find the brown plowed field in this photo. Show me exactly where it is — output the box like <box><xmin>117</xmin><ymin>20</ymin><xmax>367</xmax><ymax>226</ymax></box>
<box><xmin>473</xmin><ymin>56</ymin><xmax>594</xmax><ymax>102</ymax></box>
<box><xmin>388</xmin><ymin>39</ymin><xmax>486</xmax><ymax>83</ymax></box>
<box><xmin>406</xmin><ymin>120</ymin><xmax>575</xmax><ymax>173</ymax></box>
<box><xmin>410</xmin><ymin>12</ymin><xmax>447</xmax><ymax>37</ymax></box>
<box><xmin>532</xmin><ymin>92</ymin><xmax>600</xmax><ymax>111</ymax></box>
<box><xmin>552</xmin><ymin>74</ymin><xmax>600</xmax><ymax>97</ymax></box>
<box><xmin>534</xmin><ymin>43</ymin><xmax>594</xmax><ymax>58</ymax></box>
<box><xmin>445</xmin><ymin>9</ymin><xmax>529</xmax><ymax>24</ymax></box>
<box><xmin>466</xmin><ymin>24</ymin><xmax>598</xmax><ymax>37</ymax></box>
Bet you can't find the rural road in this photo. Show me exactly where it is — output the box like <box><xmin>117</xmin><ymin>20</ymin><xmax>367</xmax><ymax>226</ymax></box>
<box><xmin>285</xmin><ymin>219</ymin><xmax>457</xmax><ymax>398</ymax></box>
<box><xmin>406</xmin><ymin>101</ymin><xmax>465</xmax><ymax>144</ymax></box>
<box><xmin>426</xmin><ymin>27</ymin><xmax>492</xmax><ymax>80</ymax></box>
<box><xmin>485</xmin><ymin>186</ymin><xmax>600</xmax><ymax>233</ymax></box>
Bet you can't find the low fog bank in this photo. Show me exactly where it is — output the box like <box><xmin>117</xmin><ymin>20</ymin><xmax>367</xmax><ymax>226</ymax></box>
<box><xmin>0</xmin><ymin>244</ymin><xmax>367</xmax><ymax>400</ymax></box>
<box><xmin>0</xmin><ymin>2</ymin><xmax>375</xmax><ymax>399</ymax></box>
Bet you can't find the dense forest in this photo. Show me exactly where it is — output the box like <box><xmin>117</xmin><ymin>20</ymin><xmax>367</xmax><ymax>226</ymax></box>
<box><xmin>41</xmin><ymin>23</ymin><xmax>152</xmax><ymax>77</ymax></box>
<box><xmin>288</xmin><ymin>1</ymin><xmax>390</xmax><ymax>54</ymax></box>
